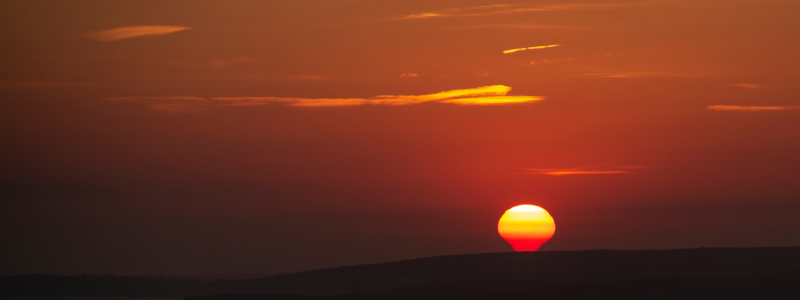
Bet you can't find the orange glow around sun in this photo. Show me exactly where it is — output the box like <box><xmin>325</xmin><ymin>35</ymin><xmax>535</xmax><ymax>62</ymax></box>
<box><xmin>497</xmin><ymin>205</ymin><xmax>556</xmax><ymax>251</ymax></box>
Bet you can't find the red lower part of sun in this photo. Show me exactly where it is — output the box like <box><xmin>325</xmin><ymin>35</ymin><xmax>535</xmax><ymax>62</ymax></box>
<box><xmin>503</xmin><ymin>238</ymin><xmax>550</xmax><ymax>252</ymax></box>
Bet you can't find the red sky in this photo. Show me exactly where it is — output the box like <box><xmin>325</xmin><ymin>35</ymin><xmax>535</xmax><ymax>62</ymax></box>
<box><xmin>1</xmin><ymin>0</ymin><xmax>800</xmax><ymax>277</ymax></box>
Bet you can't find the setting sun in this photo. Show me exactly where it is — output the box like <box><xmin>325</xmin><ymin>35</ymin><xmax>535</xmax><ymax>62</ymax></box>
<box><xmin>498</xmin><ymin>205</ymin><xmax>556</xmax><ymax>251</ymax></box>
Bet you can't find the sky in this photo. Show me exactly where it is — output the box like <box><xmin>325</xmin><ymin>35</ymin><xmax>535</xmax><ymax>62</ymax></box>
<box><xmin>1</xmin><ymin>0</ymin><xmax>800</xmax><ymax>277</ymax></box>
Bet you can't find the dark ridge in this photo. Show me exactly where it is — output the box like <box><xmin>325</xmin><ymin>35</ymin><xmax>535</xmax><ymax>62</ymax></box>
<box><xmin>0</xmin><ymin>274</ymin><xmax>220</xmax><ymax>297</ymax></box>
<box><xmin>3</xmin><ymin>247</ymin><xmax>800</xmax><ymax>299</ymax></box>
<box><xmin>219</xmin><ymin>247</ymin><xmax>800</xmax><ymax>296</ymax></box>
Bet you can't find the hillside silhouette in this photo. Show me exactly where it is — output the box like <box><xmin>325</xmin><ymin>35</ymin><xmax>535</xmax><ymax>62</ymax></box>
<box><xmin>213</xmin><ymin>247</ymin><xmax>800</xmax><ymax>299</ymax></box>
<box><xmin>0</xmin><ymin>274</ymin><xmax>210</xmax><ymax>297</ymax></box>
<box><xmin>3</xmin><ymin>247</ymin><xmax>800</xmax><ymax>299</ymax></box>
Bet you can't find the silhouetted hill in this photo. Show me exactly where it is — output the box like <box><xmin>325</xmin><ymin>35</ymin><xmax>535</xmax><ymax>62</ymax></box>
<box><xmin>4</xmin><ymin>247</ymin><xmax>800</xmax><ymax>299</ymax></box>
<box><xmin>210</xmin><ymin>247</ymin><xmax>800</xmax><ymax>299</ymax></box>
<box><xmin>0</xmin><ymin>274</ymin><xmax>217</xmax><ymax>297</ymax></box>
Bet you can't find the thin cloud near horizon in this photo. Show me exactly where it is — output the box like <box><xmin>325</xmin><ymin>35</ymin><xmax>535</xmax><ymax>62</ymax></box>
<box><xmin>729</xmin><ymin>83</ymin><xmax>764</xmax><ymax>89</ymax></box>
<box><xmin>503</xmin><ymin>44</ymin><xmax>561</xmax><ymax>54</ymax></box>
<box><xmin>579</xmin><ymin>72</ymin><xmax>698</xmax><ymax>78</ymax></box>
<box><xmin>107</xmin><ymin>85</ymin><xmax>544</xmax><ymax>112</ymax></box>
<box><xmin>165</xmin><ymin>56</ymin><xmax>257</xmax><ymax>68</ymax></box>
<box><xmin>87</xmin><ymin>26</ymin><xmax>192</xmax><ymax>41</ymax></box>
<box><xmin>525</xmin><ymin>164</ymin><xmax>646</xmax><ymax>176</ymax></box>
<box><xmin>448</xmin><ymin>23</ymin><xmax>554</xmax><ymax>30</ymax></box>
<box><xmin>395</xmin><ymin>3</ymin><xmax>625</xmax><ymax>20</ymax></box>
<box><xmin>0</xmin><ymin>80</ymin><xmax>147</xmax><ymax>89</ymax></box>
<box><xmin>707</xmin><ymin>105</ymin><xmax>800</xmax><ymax>111</ymax></box>
<box><xmin>529</xmin><ymin>170</ymin><xmax>630</xmax><ymax>175</ymax></box>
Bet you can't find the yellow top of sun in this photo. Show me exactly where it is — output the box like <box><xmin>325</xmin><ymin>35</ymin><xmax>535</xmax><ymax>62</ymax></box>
<box><xmin>497</xmin><ymin>204</ymin><xmax>556</xmax><ymax>238</ymax></box>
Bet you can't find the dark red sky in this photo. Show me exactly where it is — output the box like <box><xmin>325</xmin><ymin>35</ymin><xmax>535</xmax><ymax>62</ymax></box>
<box><xmin>2</xmin><ymin>0</ymin><xmax>800</xmax><ymax>277</ymax></box>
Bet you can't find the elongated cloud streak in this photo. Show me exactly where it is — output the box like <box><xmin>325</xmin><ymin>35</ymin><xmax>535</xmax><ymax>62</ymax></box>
<box><xmin>396</xmin><ymin>3</ymin><xmax>623</xmax><ymax>20</ymax></box>
<box><xmin>0</xmin><ymin>80</ymin><xmax>140</xmax><ymax>89</ymax></box>
<box><xmin>528</xmin><ymin>169</ymin><xmax>630</xmax><ymax>175</ymax></box>
<box><xmin>503</xmin><ymin>44</ymin><xmax>560</xmax><ymax>54</ymax></box>
<box><xmin>107</xmin><ymin>85</ymin><xmax>544</xmax><ymax>111</ymax></box>
<box><xmin>707</xmin><ymin>105</ymin><xmax>800</xmax><ymax>111</ymax></box>
<box><xmin>579</xmin><ymin>72</ymin><xmax>696</xmax><ymax>78</ymax></box>
<box><xmin>108</xmin><ymin>96</ymin><xmax>206</xmax><ymax>102</ymax></box>
<box><xmin>87</xmin><ymin>26</ymin><xmax>192</xmax><ymax>41</ymax></box>
<box><xmin>209</xmin><ymin>57</ymin><xmax>256</xmax><ymax>67</ymax></box>
<box><xmin>526</xmin><ymin>164</ymin><xmax>645</xmax><ymax>176</ymax></box>
<box><xmin>729</xmin><ymin>83</ymin><xmax>764</xmax><ymax>89</ymax></box>
<box><xmin>396</xmin><ymin>4</ymin><xmax>511</xmax><ymax>20</ymax></box>
<box><xmin>449</xmin><ymin>24</ymin><xmax>552</xmax><ymax>30</ymax></box>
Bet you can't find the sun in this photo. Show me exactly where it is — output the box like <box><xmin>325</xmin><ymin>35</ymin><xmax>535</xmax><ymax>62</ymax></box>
<box><xmin>497</xmin><ymin>204</ymin><xmax>556</xmax><ymax>251</ymax></box>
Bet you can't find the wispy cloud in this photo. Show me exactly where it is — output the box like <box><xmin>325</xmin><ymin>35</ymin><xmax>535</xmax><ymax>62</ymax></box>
<box><xmin>395</xmin><ymin>4</ymin><xmax>511</xmax><ymax>20</ymax></box>
<box><xmin>0</xmin><ymin>80</ymin><xmax>143</xmax><ymax>89</ymax></box>
<box><xmin>282</xmin><ymin>75</ymin><xmax>330</xmax><ymax>81</ymax></box>
<box><xmin>449</xmin><ymin>23</ymin><xmax>554</xmax><ymax>30</ymax></box>
<box><xmin>707</xmin><ymin>105</ymin><xmax>800</xmax><ymax>111</ymax></box>
<box><xmin>525</xmin><ymin>164</ymin><xmax>645</xmax><ymax>176</ymax></box>
<box><xmin>164</xmin><ymin>56</ymin><xmax>256</xmax><ymax>68</ymax></box>
<box><xmin>87</xmin><ymin>26</ymin><xmax>192</xmax><ymax>41</ymax></box>
<box><xmin>108</xmin><ymin>96</ymin><xmax>206</xmax><ymax>102</ymax></box>
<box><xmin>579</xmin><ymin>72</ymin><xmax>696</xmax><ymax>78</ymax></box>
<box><xmin>399</xmin><ymin>73</ymin><xmax>419</xmax><ymax>78</ymax></box>
<box><xmin>439</xmin><ymin>96</ymin><xmax>541</xmax><ymax>105</ymax></box>
<box><xmin>526</xmin><ymin>57</ymin><xmax>576</xmax><ymax>66</ymax></box>
<box><xmin>217</xmin><ymin>85</ymin><xmax>542</xmax><ymax>107</ymax></box>
<box><xmin>107</xmin><ymin>85</ymin><xmax>543</xmax><ymax>112</ymax></box>
<box><xmin>107</xmin><ymin>96</ymin><xmax>208</xmax><ymax>112</ymax></box>
<box><xmin>395</xmin><ymin>3</ymin><xmax>623</xmax><ymax>20</ymax></box>
<box><xmin>729</xmin><ymin>83</ymin><xmax>764</xmax><ymax>89</ymax></box>
<box><xmin>528</xmin><ymin>169</ymin><xmax>631</xmax><ymax>175</ymax></box>
<box><xmin>209</xmin><ymin>56</ymin><xmax>256</xmax><ymax>67</ymax></box>
<box><xmin>503</xmin><ymin>44</ymin><xmax>561</xmax><ymax>54</ymax></box>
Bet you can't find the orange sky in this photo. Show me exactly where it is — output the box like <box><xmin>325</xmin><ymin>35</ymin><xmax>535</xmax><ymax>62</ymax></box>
<box><xmin>1</xmin><ymin>0</ymin><xmax>800</xmax><ymax>276</ymax></box>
